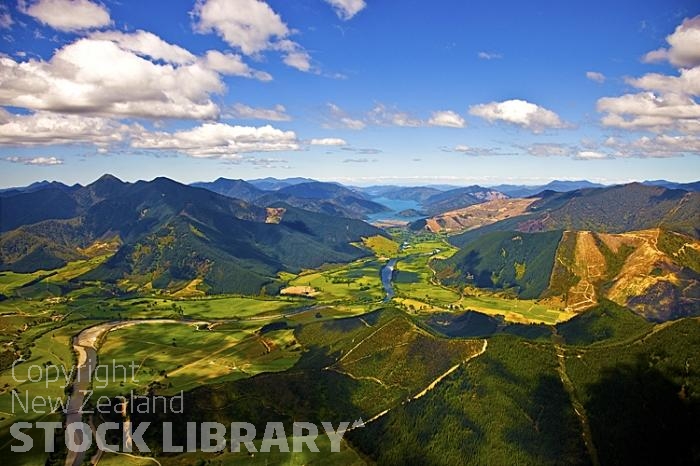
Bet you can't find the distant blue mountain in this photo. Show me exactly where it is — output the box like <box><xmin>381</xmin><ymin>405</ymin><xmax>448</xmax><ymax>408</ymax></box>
<box><xmin>642</xmin><ymin>180</ymin><xmax>700</xmax><ymax>192</ymax></box>
<box><xmin>247</xmin><ymin>177</ymin><xmax>316</xmax><ymax>191</ymax></box>
<box><xmin>0</xmin><ymin>180</ymin><xmax>75</xmax><ymax>196</ymax></box>
<box><xmin>492</xmin><ymin>180</ymin><xmax>605</xmax><ymax>198</ymax></box>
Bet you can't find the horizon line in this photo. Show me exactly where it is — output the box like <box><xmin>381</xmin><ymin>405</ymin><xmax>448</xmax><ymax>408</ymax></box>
<box><xmin>2</xmin><ymin>174</ymin><xmax>698</xmax><ymax>191</ymax></box>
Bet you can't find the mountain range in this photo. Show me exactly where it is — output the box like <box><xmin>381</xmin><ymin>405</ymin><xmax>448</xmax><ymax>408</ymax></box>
<box><xmin>1</xmin><ymin>176</ymin><xmax>698</xmax><ymax>309</ymax></box>
<box><xmin>427</xmin><ymin>183</ymin><xmax>700</xmax><ymax>321</ymax></box>
<box><xmin>192</xmin><ymin>178</ymin><xmax>388</xmax><ymax>219</ymax></box>
<box><xmin>0</xmin><ymin>175</ymin><xmax>384</xmax><ymax>294</ymax></box>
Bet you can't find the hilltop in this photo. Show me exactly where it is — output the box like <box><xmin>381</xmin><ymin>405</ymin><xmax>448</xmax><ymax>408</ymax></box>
<box><xmin>435</xmin><ymin>228</ymin><xmax>699</xmax><ymax>321</ymax></box>
<box><xmin>192</xmin><ymin>179</ymin><xmax>389</xmax><ymax>219</ymax></box>
<box><xmin>0</xmin><ymin>175</ymin><xmax>384</xmax><ymax>295</ymax></box>
<box><xmin>448</xmin><ymin>183</ymin><xmax>700</xmax><ymax>246</ymax></box>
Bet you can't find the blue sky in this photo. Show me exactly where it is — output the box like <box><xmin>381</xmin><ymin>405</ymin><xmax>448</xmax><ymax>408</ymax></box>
<box><xmin>0</xmin><ymin>0</ymin><xmax>699</xmax><ymax>187</ymax></box>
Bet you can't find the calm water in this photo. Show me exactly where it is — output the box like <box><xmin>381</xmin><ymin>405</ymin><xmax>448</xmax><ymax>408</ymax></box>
<box><xmin>367</xmin><ymin>197</ymin><xmax>424</xmax><ymax>222</ymax></box>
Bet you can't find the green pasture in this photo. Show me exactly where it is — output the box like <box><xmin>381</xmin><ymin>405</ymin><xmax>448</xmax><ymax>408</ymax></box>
<box><xmin>289</xmin><ymin>259</ymin><xmax>384</xmax><ymax>302</ymax></box>
<box><xmin>94</xmin><ymin>323</ymin><xmax>301</xmax><ymax>397</ymax></box>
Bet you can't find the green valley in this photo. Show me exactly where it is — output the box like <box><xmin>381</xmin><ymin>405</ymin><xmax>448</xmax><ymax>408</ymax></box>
<box><xmin>3</xmin><ymin>1</ymin><xmax>700</xmax><ymax>463</ymax></box>
<box><xmin>0</xmin><ymin>176</ymin><xmax>698</xmax><ymax>466</ymax></box>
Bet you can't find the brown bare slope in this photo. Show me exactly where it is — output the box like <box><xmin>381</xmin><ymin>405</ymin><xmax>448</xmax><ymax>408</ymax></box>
<box><xmin>424</xmin><ymin>198</ymin><xmax>537</xmax><ymax>233</ymax></box>
<box><xmin>547</xmin><ymin>229</ymin><xmax>699</xmax><ymax>320</ymax></box>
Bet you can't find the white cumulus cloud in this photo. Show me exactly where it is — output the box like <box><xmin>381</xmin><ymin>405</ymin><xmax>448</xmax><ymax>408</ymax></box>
<box><xmin>586</xmin><ymin>71</ymin><xmax>606</xmax><ymax>83</ymax></box>
<box><xmin>92</xmin><ymin>31</ymin><xmax>272</xmax><ymax>80</ymax></box>
<box><xmin>603</xmin><ymin>134</ymin><xmax>700</xmax><ymax>158</ymax></box>
<box><xmin>20</xmin><ymin>0</ymin><xmax>111</xmax><ymax>32</ymax></box>
<box><xmin>131</xmin><ymin>123</ymin><xmax>299</xmax><ymax>158</ymax></box>
<box><xmin>469</xmin><ymin>99</ymin><xmax>569</xmax><ymax>133</ymax></box>
<box><xmin>280</xmin><ymin>48</ymin><xmax>312</xmax><ymax>72</ymax></box>
<box><xmin>324</xmin><ymin>0</ymin><xmax>366</xmax><ymax>20</ymax></box>
<box><xmin>643</xmin><ymin>16</ymin><xmax>700</xmax><ymax>68</ymax></box>
<box><xmin>0</xmin><ymin>111</ymin><xmax>130</xmax><ymax>147</ymax></box>
<box><xmin>193</xmin><ymin>0</ymin><xmax>312</xmax><ymax>72</ymax></box>
<box><xmin>428</xmin><ymin>110</ymin><xmax>466</xmax><ymax>128</ymax></box>
<box><xmin>597</xmin><ymin>17</ymin><xmax>700</xmax><ymax>136</ymax></box>
<box><xmin>626</xmin><ymin>66</ymin><xmax>700</xmax><ymax>98</ymax></box>
<box><xmin>597</xmin><ymin>91</ymin><xmax>700</xmax><ymax>133</ymax></box>
<box><xmin>202</xmin><ymin>50</ymin><xmax>272</xmax><ymax>80</ymax></box>
<box><xmin>0</xmin><ymin>33</ymin><xmax>271</xmax><ymax>120</ymax></box>
<box><xmin>91</xmin><ymin>30</ymin><xmax>196</xmax><ymax>65</ymax></box>
<box><xmin>4</xmin><ymin>155</ymin><xmax>63</xmax><ymax>165</ymax></box>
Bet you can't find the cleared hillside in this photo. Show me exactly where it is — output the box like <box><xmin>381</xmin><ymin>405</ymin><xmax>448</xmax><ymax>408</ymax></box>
<box><xmin>423</xmin><ymin>198</ymin><xmax>537</xmax><ymax>233</ymax></box>
<box><xmin>450</xmin><ymin>183</ymin><xmax>700</xmax><ymax>248</ymax></box>
<box><xmin>436</xmin><ymin>228</ymin><xmax>699</xmax><ymax>321</ymax></box>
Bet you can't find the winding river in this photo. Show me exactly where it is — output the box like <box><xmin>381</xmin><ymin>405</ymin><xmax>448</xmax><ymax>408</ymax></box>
<box><xmin>381</xmin><ymin>258</ymin><xmax>397</xmax><ymax>302</ymax></box>
<box><xmin>63</xmin><ymin>262</ymin><xmax>399</xmax><ymax>466</ymax></box>
<box><xmin>63</xmin><ymin>302</ymin><xmax>324</xmax><ymax>466</ymax></box>
<box><xmin>65</xmin><ymin>319</ymin><xmax>205</xmax><ymax>466</ymax></box>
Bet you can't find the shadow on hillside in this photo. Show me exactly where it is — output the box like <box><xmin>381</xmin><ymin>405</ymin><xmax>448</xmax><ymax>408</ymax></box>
<box><xmin>453</xmin><ymin>250</ymin><xmax>494</xmax><ymax>289</ymax></box>
<box><xmin>97</xmin><ymin>344</ymin><xmax>364</xmax><ymax>455</ymax></box>
<box><xmin>584</xmin><ymin>355</ymin><xmax>700</xmax><ymax>465</ymax></box>
<box><xmin>503</xmin><ymin>373</ymin><xmax>591</xmax><ymax>465</ymax></box>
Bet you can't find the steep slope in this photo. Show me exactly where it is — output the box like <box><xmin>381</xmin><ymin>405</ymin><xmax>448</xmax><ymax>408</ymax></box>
<box><xmin>351</xmin><ymin>315</ymin><xmax>700</xmax><ymax>466</ymax></box>
<box><xmin>190</xmin><ymin>178</ymin><xmax>264</xmax><ymax>202</ymax></box>
<box><xmin>435</xmin><ymin>230</ymin><xmax>563</xmax><ymax>299</ymax></box>
<box><xmin>422</xmin><ymin>186</ymin><xmax>508</xmax><ymax>215</ymax></box>
<box><xmin>450</xmin><ymin>183</ymin><xmax>700</xmax><ymax>247</ymax></box>
<box><xmin>440</xmin><ymin>226</ymin><xmax>699</xmax><ymax>321</ymax></box>
<box><xmin>254</xmin><ymin>181</ymin><xmax>389</xmax><ymax>219</ymax></box>
<box><xmin>421</xmin><ymin>198</ymin><xmax>538</xmax><ymax>233</ymax></box>
<box><xmin>0</xmin><ymin>186</ymin><xmax>81</xmax><ymax>232</ymax></box>
<box><xmin>523</xmin><ymin>184</ymin><xmax>698</xmax><ymax>235</ymax></box>
<box><xmin>0</xmin><ymin>176</ymin><xmax>385</xmax><ymax>294</ymax></box>
<box><xmin>547</xmin><ymin>229</ymin><xmax>700</xmax><ymax>320</ymax></box>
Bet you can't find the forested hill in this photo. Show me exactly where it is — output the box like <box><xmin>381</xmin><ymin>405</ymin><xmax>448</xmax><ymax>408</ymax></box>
<box><xmin>0</xmin><ymin>175</ymin><xmax>385</xmax><ymax>294</ymax></box>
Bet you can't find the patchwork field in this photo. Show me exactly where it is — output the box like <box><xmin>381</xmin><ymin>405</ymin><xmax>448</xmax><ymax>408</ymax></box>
<box><xmin>457</xmin><ymin>293</ymin><xmax>573</xmax><ymax>325</ymax></box>
<box><xmin>94</xmin><ymin>322</ymin><xmax>301</xmax><ymax>397</ymax></box>
<box><xmin>288</xmin><ymin>259</ymin><xmax>384</xmax><ymax>302</ymax></box>
<box><xmin>388</xmin><ymin>234</ymin><xmax>571</xmax><ymax>324</ymax></box>
<box><xmin>390</xmin><ymin>234</ymin><xmax>461</xmax><ymax>304</ymax></box>
<box><xmin>1</xmin><ymin>218</ymin><xmax>695</xmax><ymax>466</ymax></box>
<box><xmin>359</xmin><ymin>235</ymin><xmax>400</xmax><ymax>258</ymax></box>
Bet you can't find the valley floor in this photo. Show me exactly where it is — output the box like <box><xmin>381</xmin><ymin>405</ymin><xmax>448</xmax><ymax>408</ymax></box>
<box><xmin>1</xmin><ymin>230</ymin><xmax>698</xmax><ymax>465</ymax></box>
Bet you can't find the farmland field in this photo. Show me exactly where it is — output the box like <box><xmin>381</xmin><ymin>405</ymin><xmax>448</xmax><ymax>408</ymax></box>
<box><xmin>288</xmin><ymin>259</ymin><xmax>384</xmax><ymax>302</ymax></box>
<box><xmin>0</xmin><ymin>221</ymin><xmax>691</xmax><ymax>466</ymax></box>
<box><xmin>457</xmin><ymin>294</ymin><xmax>573</xmax><ymax>325</ymax></box>
<box><xmin>3</xmin><ymin>4</ymin><xmax>699</xmax><ymax>464</ymax></box>
<box><xmin>94</xmin><ymin>322</ymin><xmax>301</xmax><ymax>397</ymax></box>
